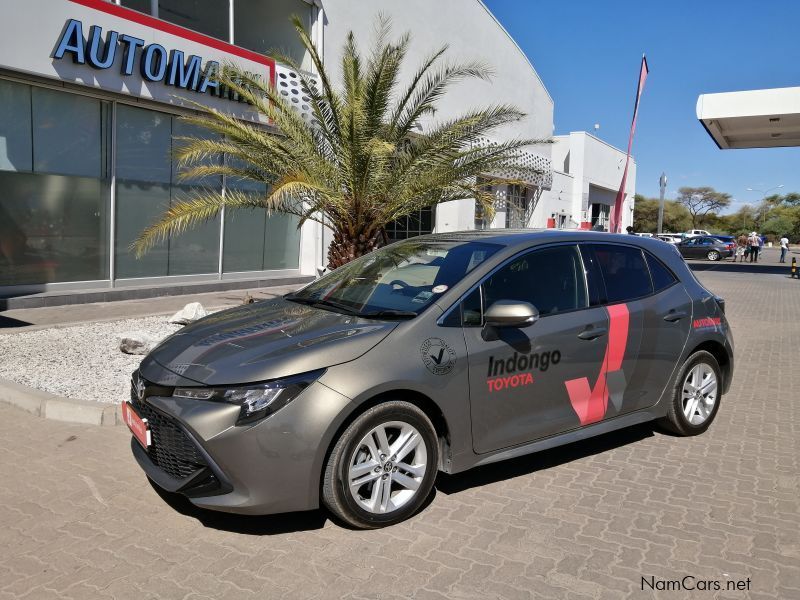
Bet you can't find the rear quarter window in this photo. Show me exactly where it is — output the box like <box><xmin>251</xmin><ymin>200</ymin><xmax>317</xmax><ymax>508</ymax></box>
<box><xmin>645</xmin><ymin>251</ymin><xmax>678</xmax><ymax>292</ymax></box>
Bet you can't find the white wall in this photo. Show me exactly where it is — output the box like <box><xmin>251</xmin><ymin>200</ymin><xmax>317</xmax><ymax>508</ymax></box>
<box><xmin>536</xmin><ymin>132</ymin><xmax>636</xmax><ymax>230</ymax></box>
<box><xmin>321</xmin><ymin>0</ymin><xmax>553</xmax><ymax>145</ymax></box>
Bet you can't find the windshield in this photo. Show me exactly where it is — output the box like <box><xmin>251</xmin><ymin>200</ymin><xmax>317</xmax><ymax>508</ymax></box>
<box><xmin>287</xmin><ymin>239</ymin><xmax>501</xmax><ymax>317</ymax></box>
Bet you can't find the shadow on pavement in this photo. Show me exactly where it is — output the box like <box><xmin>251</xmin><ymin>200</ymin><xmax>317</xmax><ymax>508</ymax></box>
<box><xmin>150</xmin><ymin>424</ymin><xmax>658</xmax><ymax>532</ymax></box>
<box><xmin>688</xmin><ymin>260</ymin><xmax>795</xmax><ymax>275</ymax></box>
<box><xmin>436</xmin><ymin>423</ymin><xmax>656</xmax><ymax>495</ymax></box>
<box><xmin>0</xmin><ymin>314</ymin><xmax>33</xmax><ymax>328</ymax></box>
<box><xmin>149</xmin><ymin>479</ymin><xmax>329</xmax><ymax>534</ymax></box>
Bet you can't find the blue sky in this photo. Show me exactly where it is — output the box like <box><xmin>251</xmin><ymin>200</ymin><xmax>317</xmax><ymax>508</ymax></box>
<box><xmin>484</xmin><ymin>0</ymin><xmax>800</xmax><ymax>213</ymax></box>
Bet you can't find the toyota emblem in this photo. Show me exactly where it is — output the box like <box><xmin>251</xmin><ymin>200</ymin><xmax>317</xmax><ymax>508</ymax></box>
<box><xmin>134</xmin><ymin>375</ymin><xmax>146</xmax><ymax>401</ymax></box>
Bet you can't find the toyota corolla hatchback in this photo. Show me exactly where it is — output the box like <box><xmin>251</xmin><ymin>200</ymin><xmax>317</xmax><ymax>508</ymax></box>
<box><xmin>125</xmin><ymin>230</ymin><xmax>734</xmax><ymax>528</ymax></box>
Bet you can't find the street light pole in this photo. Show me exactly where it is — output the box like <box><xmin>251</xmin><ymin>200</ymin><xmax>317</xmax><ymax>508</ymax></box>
<box><xmin>746</xmin><ymin>184</ymin><xmax>784</xmax><ymax>229</ymax></box>
<box><xmin>657</xmin><ymin>172</ymin><xmax>667</xmax><ymax>234</ymax></box>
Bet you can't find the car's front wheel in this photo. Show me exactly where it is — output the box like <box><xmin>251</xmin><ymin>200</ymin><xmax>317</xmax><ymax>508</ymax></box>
<box><xmin>707</xmin><ymin>250</ymin><xmax>721</xmax><ymax>261</ymax></box>
<box><xmin>322</xmin><ymin>401</ymin><xmax>439</xmax><ymax>528</ymax></box>
<box><xmin>659</xmin><ymin>350</ymin><xmax>722</xmax><ymax>436</ymax></box>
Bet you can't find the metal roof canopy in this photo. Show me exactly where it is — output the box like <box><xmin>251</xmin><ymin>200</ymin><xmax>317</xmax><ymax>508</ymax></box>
<box><xmin>696</xmin><ymin>86</ymin><xmax>800</xmax><ymax>149</ymax></box>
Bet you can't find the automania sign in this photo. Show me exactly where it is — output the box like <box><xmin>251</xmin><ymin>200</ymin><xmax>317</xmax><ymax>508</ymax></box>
<box><xmin>52</xmin><ymin>19</ymin><xmax>257</xmax><ymax>101</ymax></box>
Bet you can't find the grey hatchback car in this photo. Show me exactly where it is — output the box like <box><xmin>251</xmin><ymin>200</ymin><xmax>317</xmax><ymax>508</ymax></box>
<box><xmin>125</xmin><ymin>230</ymin><xmax>734</xmax><ymax>528</ymax></box>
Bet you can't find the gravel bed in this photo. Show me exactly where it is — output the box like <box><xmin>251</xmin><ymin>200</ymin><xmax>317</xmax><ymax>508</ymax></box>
<box><xmin>0</xmin><ymin>316</ymin><xmax>186</xmax><ymax>404</ymax></box>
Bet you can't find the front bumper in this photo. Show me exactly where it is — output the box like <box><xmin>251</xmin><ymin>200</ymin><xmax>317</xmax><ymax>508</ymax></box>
<box><xmin>128</xmin><ymin>380</ymin><xmax>353</xmax><ymax>515</ymax></box>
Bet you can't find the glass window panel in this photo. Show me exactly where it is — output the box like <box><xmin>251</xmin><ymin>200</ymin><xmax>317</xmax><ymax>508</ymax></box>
<box><xmin>235</xmin><ymin>0</ymin><xmax>312</xmax><ymax>68</ymax></box>
<box><xmin>0</xmin><ymin>171</ymin><xmax>109</xmax><ymax>285</ymax></box>
<box><xmin>159</xmin><ymin>0</ymin><xmax>229</xmax><ymax>41</ymax></box>
<box><xmin>263</xmin><ymin>213</ymin><xmax>300</xmax><ymax>270</ymax></box>
<box><xmin>0</xmin><ymin>79</ymin><xmax>32</xmax><ymax>173</ymax></box>
<box><xmin>114</xmin><ymin>181</ymin><xmax>170</xmax><ymax>278</ymax></box>
<box><xmin>483</xmin><ymin>245</ymin><xmax>587</xmax><ymax>316</ymax></box>
<box><xmin>645</xmin><ymin>252</ymin><xmax>677</xmax><ymax>293</ymax></box>
<box><xmin>172</xmin><ymin>119</ymin><xmax>222</xmax><ymax>186</ymax></box>
<box><xmin>120</xmin><ymin>0</ymin><xmax>152</xmax><ymax>14</ymax></box>
<box><xmin>116</xmin><ymin>105</ymin><xmax>172</xmax><ymax>183</ymax></box>
<box><xmin>167</xmin><ymin>185</ymin><xmax>220</xmax><ymax>275</ymax></box>
<box><xmin>592</xmin><ymin>244</ymin><xmax>654</xmax><ymax>303</ymax></box>
<box><xmin>223</xmin><ymin>207</ymin><xmax>267</xmax><ymax>272</ymax></box>
<box><xmin>32</xmin><ymin>88</ymin><xmax>105</xmax><ymax>178</ymax></box>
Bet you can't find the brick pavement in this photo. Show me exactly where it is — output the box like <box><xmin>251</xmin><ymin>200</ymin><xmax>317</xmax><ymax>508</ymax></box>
<box><xmin>0</xmin><ymin>266</ymin><xmax>798</xmax><ymax>599</ymax></box>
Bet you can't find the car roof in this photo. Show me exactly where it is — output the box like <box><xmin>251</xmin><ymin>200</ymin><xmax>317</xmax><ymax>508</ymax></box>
<box><xmin>410</xmin><ymin>229</ymin><xmax>672</xmax><ymax>252</ymax></box>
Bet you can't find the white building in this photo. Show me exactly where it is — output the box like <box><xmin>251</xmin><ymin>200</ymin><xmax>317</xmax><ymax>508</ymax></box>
<box><xmin>0</xmin><ymin>0</ymin><xmax>635</xmax><ymax>298</ymax></box>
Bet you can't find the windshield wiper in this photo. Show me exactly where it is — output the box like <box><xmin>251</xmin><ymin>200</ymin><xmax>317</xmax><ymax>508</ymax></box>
<box><xmin>358</xmin><ymin>309</ymin><xmax>417</xmax><ymax>320</ymax></box>
<box><xmin>285</xmin><ymin>295</ymin><xmax>360</xmax><ymax>316</ymax></box>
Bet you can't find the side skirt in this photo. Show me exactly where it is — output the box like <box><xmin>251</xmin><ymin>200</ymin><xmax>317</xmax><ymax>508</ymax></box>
<box><xmin>454</xmin><ymin>408</ymin><xmax>662</xmax><ymax>472</ymax></box>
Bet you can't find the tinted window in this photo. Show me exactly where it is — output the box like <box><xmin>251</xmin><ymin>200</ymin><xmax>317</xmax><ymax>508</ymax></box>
<box><xmin>645</xmin><ymin>252</ymin><xmax>678</xmax><ymax>293</ymax></box>
<box><xmin>483</xmin><ymin>245</ymin><xmax>587</xmax><ymax>316</ymax></box>
<box><xmin>592</xmin><ymin>244</ymin><xmax>653</xmax><ymax>303</ymax></box>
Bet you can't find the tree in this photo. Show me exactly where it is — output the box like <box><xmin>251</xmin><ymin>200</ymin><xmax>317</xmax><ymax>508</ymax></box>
<box><xmin>132</xmin><ymin>17</ymin><xmax>547</xmax><ymax>267</ymax></box>
<box><xmin>675</xmin><ymin>187</ymin><xmax>732</xmax><ymax>229</ymax></box>
<box><xmin>632</xmin><ymin>194</ymin><xmax>691</xmax><ymax>233</ymax></box>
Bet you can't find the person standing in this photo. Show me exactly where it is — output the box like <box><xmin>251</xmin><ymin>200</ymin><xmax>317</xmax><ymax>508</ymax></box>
<box><xmin>735</xmin><ymin>233</ymin><xmax>748</xmax><ymax>263</ymax></box>
<box><xmin>748</xmin><ymin>232</ymin><xmax>760</xmax><ymax>263</ymax></box>
<box><xmin>779</xmin><ymin>234</ymin><xmax>790</xmax><ymax>263</ymax></box>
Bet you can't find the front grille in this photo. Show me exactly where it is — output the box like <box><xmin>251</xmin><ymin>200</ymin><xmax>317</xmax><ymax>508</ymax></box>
<box><xmin>131</xmin><ymin>389</ymin><xmax>208</xmax><ymax>480</ymax></box>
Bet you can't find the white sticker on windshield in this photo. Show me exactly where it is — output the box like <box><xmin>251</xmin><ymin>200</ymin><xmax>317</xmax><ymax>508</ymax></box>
<box><xmin>432</xmin><ymin>285</ymin><xmax>448</xmax><ymax>294</ymax></box>
<box><xmin>412</xmin><ymin>291</ymin><xmax>434</xmax><ymax>304</ymax></box>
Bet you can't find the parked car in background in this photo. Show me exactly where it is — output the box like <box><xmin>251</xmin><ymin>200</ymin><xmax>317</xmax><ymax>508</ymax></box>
<box><xmin>658</xmin><ymin>234</ymin><xmax>683</xmax><ymax>245</ymax></box>
<box><xmin>634</xmin><ymin>233</ymin><xmax>654</xmax><ymax>238</ymax></box>
<box><xmin>677</xmin><ymin>236</ymin><xmax>734</xmax><ymax>261</ymax></box>
<box><xmin>710</xmin><ymin>235</ymin><xmax>736</xmax><ymax>254</ymax></box>
<box><xmin>685</xmin><ymin>229</ymin><xmax>711</xmax><ymax>237</ymax></box>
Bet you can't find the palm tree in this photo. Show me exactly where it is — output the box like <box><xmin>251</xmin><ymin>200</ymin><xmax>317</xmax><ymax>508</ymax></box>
<box><xmin>133</xmin><ymin>16</ymin><xmax>548</xmax><ymax>268</ymax></box>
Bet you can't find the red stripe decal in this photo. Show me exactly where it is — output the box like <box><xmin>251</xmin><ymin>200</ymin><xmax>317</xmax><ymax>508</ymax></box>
<box><xmin>564</xmin><ymin>303</ymin><xmax>630</xmax><ymax>426</ymax></box>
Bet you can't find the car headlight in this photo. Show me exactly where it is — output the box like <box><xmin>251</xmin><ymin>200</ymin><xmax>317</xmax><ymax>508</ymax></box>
<box><xmin>173</xmin><ymin>369</ymin><xmax>324</xmax><ymax>425</ymax></box>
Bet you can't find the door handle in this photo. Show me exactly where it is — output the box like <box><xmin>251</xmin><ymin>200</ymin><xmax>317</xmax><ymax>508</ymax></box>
<box><xmin>663</xmin><ymin>311</ymin><xmax>688</xmax><ymax>322</ymax></box>
<box><xmin>578</xmin><ymin>327</ymin><xmax>607</xmax><ymax>340</ymax></box>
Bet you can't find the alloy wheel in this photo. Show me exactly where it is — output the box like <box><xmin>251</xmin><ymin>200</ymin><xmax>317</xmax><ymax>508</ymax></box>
<box><xmin>347</xmin><ymin>421</ymin><xmax>428</xmax><ymax>514</ymax></box>
<box><xmin>681</xmin><ymin>363</ymin><xmax>717</xmax><ymax>425</ymax></box>
<box><xmin>708</xmin><ymin>250</ymin><xmax>720</xmax><ymax>261</ymax></box>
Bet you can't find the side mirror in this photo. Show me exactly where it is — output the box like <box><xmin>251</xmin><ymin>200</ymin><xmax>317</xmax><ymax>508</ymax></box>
<box><xmin>483</xmin><ymin>300</ymin><xmax>539</xmax><ymax>328</ymax></box>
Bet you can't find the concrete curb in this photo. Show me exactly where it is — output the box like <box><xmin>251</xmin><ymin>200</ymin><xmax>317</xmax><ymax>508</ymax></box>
<box><xmin>0</xmin><ymin>377</ymin><xmax>122</xmax><ymax>427</ymax></box>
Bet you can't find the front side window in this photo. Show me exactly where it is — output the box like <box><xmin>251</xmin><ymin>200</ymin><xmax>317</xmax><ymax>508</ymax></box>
<box><xmin>482</xmin><ymin>245</ymin><xmax>587</xmax><ymax>317</ymax></box>
<box><xmin>591</xmin><ymin>244</ymin><xmax>653</xmax><ymax>303</ymax></box>
<box><xmin>288</xmin><ymin>240</ymin><xmax>500</xmax><ymax>316</ymax></box>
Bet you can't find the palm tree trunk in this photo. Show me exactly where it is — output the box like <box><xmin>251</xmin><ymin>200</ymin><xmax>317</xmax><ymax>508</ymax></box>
<box><xmin>327</xmin><ymin>228</ymin><xmax>383</xmax><ymax>268</ymax></box>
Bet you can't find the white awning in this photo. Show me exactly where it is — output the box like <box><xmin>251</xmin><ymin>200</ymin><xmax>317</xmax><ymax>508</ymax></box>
<box><xmin>696</xmin><ymin>86</ymin><xmax>800</xmax><ymax>149</ymax></box>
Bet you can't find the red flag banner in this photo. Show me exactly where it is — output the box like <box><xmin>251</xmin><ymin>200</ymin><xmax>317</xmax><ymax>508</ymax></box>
<box><xmin>609</xmin><ymin>56</ymin><xmax>649</xmax><ymax>233</ymax></box>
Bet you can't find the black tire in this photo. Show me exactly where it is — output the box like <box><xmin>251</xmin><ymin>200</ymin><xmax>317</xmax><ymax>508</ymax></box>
<box><xmin>659</xmin><ymin>350</ymin><xmax>722</xmax><ymax>436</ymax></box>
<box><xmin>707</xmin><ymin>250</ymin><xmax>721</xmax><ymax>261</ymax></box>
<box><xmin>322</xmin><ymin>401</ymin><xmax>439</xmax><ymax>529</ymax></box>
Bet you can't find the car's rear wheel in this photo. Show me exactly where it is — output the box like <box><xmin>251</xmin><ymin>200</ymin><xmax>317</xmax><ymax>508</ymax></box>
<box><xmin>322</xmin><ymin>401</ymin><xmax>439</xmax><ymax>528</ymax></box>
<box><xmin>707</xmin><ymin>250</ymin><xmax>721</xmax><ymax>261</ymax></box>
<box><xmin>659</xmin><ymin>350</ymin><xmax>722</xmax><ymax>436</ymax></box>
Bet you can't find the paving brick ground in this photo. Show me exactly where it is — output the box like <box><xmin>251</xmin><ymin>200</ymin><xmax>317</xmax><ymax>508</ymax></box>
<box><xmin>0</xmin><ymin>262</ymin><xmax>798</xmax><ymax>599</ymax></box>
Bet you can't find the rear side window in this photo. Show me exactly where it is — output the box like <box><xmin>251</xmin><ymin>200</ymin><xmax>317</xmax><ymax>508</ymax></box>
<box><xmin>591</xmin><ymin>244</ymin><xmax>653</xmax><ymax>303</ymax></box>
<box><xmin>645</xmin><ymin>252</ymin><xmax>678</xmax><ymax>293</ymax></box>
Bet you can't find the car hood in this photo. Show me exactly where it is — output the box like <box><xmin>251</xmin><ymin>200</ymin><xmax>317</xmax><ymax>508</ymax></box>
<box><xmin>139</xmin><ymin>298</ymin><xmax>398</xmax><ymax>386</ymax></box>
